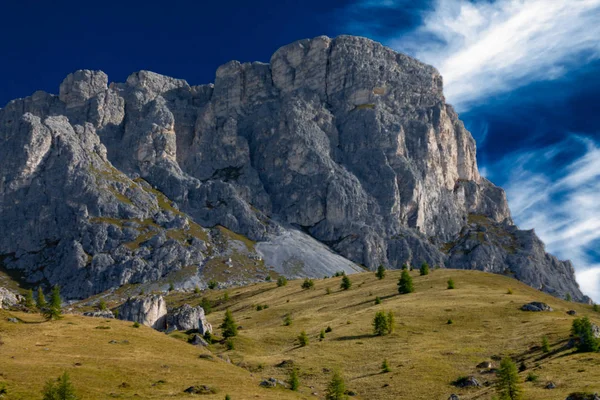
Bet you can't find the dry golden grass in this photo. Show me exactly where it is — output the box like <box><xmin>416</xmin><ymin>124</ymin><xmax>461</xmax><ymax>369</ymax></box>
<box><xmin>179</xmin><ymin>269</ymin><xmax>600</xmax><ymax>400</ymax></box>
<box><xmin>1</xmin><ymin>269</ymin><xmax>599</xmax><ymax>399</ymax></box>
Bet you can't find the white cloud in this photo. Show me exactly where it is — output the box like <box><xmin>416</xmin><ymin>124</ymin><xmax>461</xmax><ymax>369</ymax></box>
<box><xmin>346</xmin><ymin>0</ymin><xmax>600</xmax><ymax>111</ymax></box>
<box><xmin>495</xmin><ymin>136</ymin><xmax>600</xmax><ymax>302</ymax></box>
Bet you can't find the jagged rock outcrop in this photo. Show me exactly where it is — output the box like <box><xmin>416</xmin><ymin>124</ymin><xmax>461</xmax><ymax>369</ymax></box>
<box><xmin>166</xmin><ymin>304</ymin><xmax>212</xmax><ymax>334</ymax></box>
<box><xmin>117</xmin><ymin>295</ymin><xmax>167</xmax><ymax>330</ymax></box>
<box><xmin>0</xmin><ymin>287</ymin><xmax>21</xmax><ymax>309</ymax></box>
<box><xmin>83</xmin><ymin>310</ymin><xmax>115</xmax><ymax>319</ymax></box>
<box><xmin>0</xmin><ymin>35</ymin><xmax>587</xmax><ymax>302</ymax></box>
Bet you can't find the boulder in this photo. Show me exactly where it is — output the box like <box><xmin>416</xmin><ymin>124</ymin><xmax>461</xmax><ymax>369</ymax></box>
<box><xmin>567</xmin><ymin>310</ymin><xmax>577</xmax><ymax>316</ymax></box>
<box><xmin>83</xmin><ymin>310</ymin><xmax>115</xmax><ymax>319</ymax></box>
<box><xmin>453</xmin><ymin>376</ymin><xmax>480</xmax><ymax>388</ymax></box>
<box><xmin>546</xmin><ymin>382</ymin><xmax>556</xmax><ymax>389</ymax></box>
<box><xmin>0</xmin><ymin>287</ymin><xmax>21</xmax><ymax>309</ymax></box>
<box><xmin>183</xmin><ymin>385</ymin><xmax>217</xmax><ymax>395</ymax></box>
<box><xmin>189</xmin><ymin>334</ymin><xmax>209</xmax><ymax>347</ymax></box>
<box><xmin>166</xmin><ymin>304</ymin><xmax>212</xmax><ymax>334</ymax></box>
<box><xmin>117</xmin><ymin>295</ymin><xmax>167</xmax><ymax>330</ymax></box>
<box><xmin>476</xmin><ymin>361</ymin><xmax>493</xmax><ymax>369</ymax></box>
<box><xmin>448</xmin><ymin>395</ymin><xmax>460</xmax><ymax>400</ymax></box>
<box><xmin>566</xmin><ymin>393</ymin><xmax>600</xmax><ymax>400</ymax></box>
<box><xmin>521</xmin><ymin>302</ymin><xmax>553</xmax><ymax>312</ymax></box>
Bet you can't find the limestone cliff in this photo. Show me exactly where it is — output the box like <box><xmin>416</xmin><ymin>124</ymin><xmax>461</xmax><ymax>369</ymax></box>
<box><xmin>0</xmin><ymin>35</ymin><xmax>587</xmax><ymax>301</ymax></box>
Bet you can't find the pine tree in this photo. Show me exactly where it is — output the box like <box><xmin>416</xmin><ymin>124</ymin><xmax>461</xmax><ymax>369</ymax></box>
<box><xmin>397</xmin><ymin>270</ymin><xmax>414</xmax><ymax>294</ymax></box>
<box><xmin>572</xmin><ymin>316</ymin><xmax>600</xmax><ymax>353</ymax></box>
<box><xmin>283</xmin><ymin>313</ymin><xmax>293</xmax><ymax>326</ymax></box>
<box><xmin>373</xmin><ymin>311</ymin><xmax>389</xmax><ymax>336</ymax></box>
<box><xmin>42</xmin><ymin>371</ymin><xmax>79</xmax><ymax>400</ymax></box>
<box><xmin>319</xmin><ymin>329</ymin><xmax>326</xmax><ymax>341</ymax></box>
<box><xmin>301</xmin><ymin>278</ymin><xmax>315</xmax><ymax>290</ymax></box>
<box><xmin>44</xmin><ymin>285</ymin><xmax>62</xmax><ymax>321</ymax></box>
<box><xmin>401</xmin><ymin>264</ymin><xmax>408</xmax><ymax>271</ymax></box>
<box><xmin>497</xmin><ymin>358</ymin><xmax>522</xmax><ymax>400</ymax></box>
<box><xmin>220</xmin><ymin>309</ymin><xmax>238</xmax><ymax>338</ymax></box>
<box><xmin>225</xmin><ymin>395</ymin><xmax>231</xmax><ymax>400</ymax></box>
<box><xmin>541</xmin><ymin>336</ymin><xmax>550</xmax><ymax>353</ymax></box>
<box><xmin>277</xmin><ymin>276</ymin><xmax>288</xmax><ymax>287</ymax></box>
<box><xmin>289</xmin><ymin>368</ymin><xmax>299</xmax><ymax>391</ymax></box>
<box><xmin>593</xmin><ymin>303</ymin><xmax>599</xmax><ymax>312</ymax></box>
<box><xmin>386</xmin><ymin>311</ymin><xmax>395</xmax><ymax>334</ymax></box>
<box><xmin>375</xmin><ymin>296</ymin><xmax>382</xmax><ymax>305</ymax></box>
<box><xmin>375</xmin><ymin>265</ymin><xmax>386</xmax><ymax>280</ymax></box>
<box><xmin>23</xmin><ymin>289</ymin><xmax>34</xmax><ymax>308</ymax></box>
<box><xmin>340</xmin><ymin>275</ymin><xmax>352</xmax><ymax>290</ymax></box>
<box><xmin>447</xmin><ymin>278</ymin><xmax>455</xmax><ymax>290</ymax></box>
<box><xmin>566</xmin><ymin>293</ymin><xmax>572</xmax><ymax>302</ymax></box>
<box><xmin>98</xmin><ymin>299</ymin><xmax>107</xmax><ymax>311</ymax></box>
<box><xmin>325</xmin><ymin>370</ymin><xmax>347</xmax><ymax>400</ymax></box>
<box><xmin>36</xmin><ymin>287</ymin><xmax>47</xmax><ymax>309</ymax></box>
<box><xmin>297</xmin><ymin>330</ymin><xmax>309</xmax><ymax>347</ymax></box>
<box><xmin>419</xmin><ymin>262</ymin><xmax>430</xmax><ymax>276</ymax></box>
<box><xmin>381</xmin><ymin>359</ymin><xmax>391</xmax><ymax>373</ymax></box>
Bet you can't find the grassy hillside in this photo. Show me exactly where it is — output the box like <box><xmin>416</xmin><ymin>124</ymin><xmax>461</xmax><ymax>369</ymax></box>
<box><xmin>1</xmin><ymin>269</ymin><xmax>599</xmax><ymax>399</ymax></box>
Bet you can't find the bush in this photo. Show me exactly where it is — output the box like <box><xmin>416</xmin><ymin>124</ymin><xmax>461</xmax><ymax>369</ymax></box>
<box><xmin>132</xmin><ymin>322</ymin><xmax>141</xmax><ymax>328</ymax></box>
<box><xmin>376</xmin><ymin>265</ymin><xmax>386</xmax><ymax>280</ymax></box>
<box><xmin>326</xmin><ymin>287</ymin><xmax>332</xmax><ymax>295</ymax></box>
<box><xmin>340</xmin><ymin>275</ymin><xmax>352</xmax><ymax>291</ymax></box>
<box><xmin>277</xmin><ymin>276</ymin><xmax>288</xmax><ymax>287</ymax></box>
<box><xmin>397</xmin><ymin>270</ymin><xmax>414</xmax><ymax>294</ymax></box>
<box><xmin>525</xmin><ymin>373</ymin><xmax>538</xmax><ymax>382</ymax></box>
<box><xmin>319</xmin><ymin>329</ymin><xmax>326</xmax><ymax>341</ymax></box>
<box><xmin>497</xmin><ymin>358</ymin><xmax>522</xmax><ymax>400</ymax></box>
<box><xmin>289</xmin><ymin>368</ymin><xmax>299</xmax><ymax>391</ymax></box>
<box><xmin>447</xmin><ymin>278</ymin><xmax>455</xmax><ymax>290</ymax></box>
<box><xmin>42</xmin><ymin>371</ymin><xmax>79</xmax><ymax>400</ymax></box>
<box><xmin>225</xmin><ymin>395</ymin><xmax>231</xmax><ymax>400</ymax></box>
<box><xmin>375</xmin><ymin>296</ymin><xmax>381</xmax><ymax>305</ymax></box>
<box><xmin>447</xmin><ymin>319</ymin><xmax>453</xmax><ymax>325</ymax></box>
<box><xmin>223</xmin><ymin>292</ymin><xmax>229</xmax><ymax>301</ymax></box>
<box><xmin>194</xmin><ymin>286</ymin><xmax>201</xmax><ymax>294</ymax></box>
<box><xmin>225</xmin><ymin>338</ymin><xmax>235</xmax><ymax>350</ymax></box>
<box><xmin>297</xmin><ymin>331</ymin><xmax>309</xmax><ymax>347</ymax></box>
<box><xmin>168</xmin><ymin>282</ymin><xmax>175</xmax><ymax>292</ymax></box>
<box><xmin>401</xmin><ymin>264</ymin><xmax>408</xmax><ymax>271</ymax></box>
<box><xmin>507</xmin><ymin>288</ymin><xmax>513</xmax><ymax>295</ymax></box>
<box><xmin>200</xmin><ymin>297</ymin><xmax>212</xmax><ymax>314</ymax></box>
<box><xmin>593</xmin><ymin>303</ymin><xmax>599</xmax><ymax>312</ymax></box>
<box><xmin>566</xmin><ymin>293</ymin><xmax>572</xmax><ymax>302</ymax></box>
<box><xmin>208</xmin><ymin>280</ymin><xmax>218</xmax><ymax>290</ymax></box>
<box><xmin>419</xmin><ymin>262</ymin><xmax>429</xmax><ymax>276</ymax></box>
<box><xmin>572</xmin><ymin>316</ymin><xmax>600</xmax><ymax>353</ymax></box>
<box><xmin>98</xmin><ymin>299</ymin><xmax>107</xmax><ymax>311</ymax></box>
<box><xmin>301</xmin><ymin>278</ymin><xmax>315</xmax><ymax>290</ymax></box>
<box><xmin>541</xmin><ymin>336</ymin><xmax>550</xmax><ymax>353</ymax></box>
<box><xmin>43</xmin><ymin>285</ymin><xmax>62</xmax><ymax>321</ymax></box>
<box><xmin>0</xmin><ymin>382</ymin><xmax>7</xmax><ymax>396</ymax></box>
<box><xmin>325</xmin><ymin>370</ymin><xmax>346</xmax><ymax>400</ymax></box>
<box><xmin>334</xmin><ymin>271</ymin><xmax>345</xmax><ymax>277</ymax></box>
<box><xmin>221</xmin><ymin>309</ymin><xmax>238</xmax><ymax>338</ymax></box>
<box><xmin>381</xmin><ymin>359</ymin><xmax>391</xmax><ymax>373</ymax></box>
<box><xmin>373</xmin><ymin>311</ymin><xmax>389</xmax><ymax>336</ymax></box>
<box><xmin>283</xmin><ymin>314</ymin><xmax>293</xmax><ymax>326</ymax></box>
<box><xmin>265</xmin><ymin>275</ymin><xmax>272</xmax><ymax>282</ymax></box>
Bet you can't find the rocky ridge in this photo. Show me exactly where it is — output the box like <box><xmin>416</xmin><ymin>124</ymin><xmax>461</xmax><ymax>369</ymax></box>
<box><xmin>0</xmin><ymin>35</ymin><xmax>587</xmax><ymax>301</ymax></box>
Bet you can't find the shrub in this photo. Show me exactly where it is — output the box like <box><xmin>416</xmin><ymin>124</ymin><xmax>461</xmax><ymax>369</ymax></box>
<box><xmin>376</xmin><ymin>265</ymin><xmax>386</xmax><ymax>280</ymax></box>
<box><xmin>36</xmin><ymin>287</ymin><xmax>47</xmax><ymax>309</ymax></box>
<box><xmin>566</xmin><ymin>293</ymin><xmax>572</xmax><ymax>302</ymax></box>
<box><xmin>277</xmin><ymin>276</ymin><xmax>288</xmax><ymax>287</ymax></box>
<box><xmin>334</xmin><ymin>271</ymin><xmax>345</xmax><ymax>277</ymax></box>
<box><xmin>325</xmin><ymin>370</ymin><xmax>346</xmax><ymax>400</ymax></box>
<box><xmin>301</xmin><ymin>278</ymin><xmax>315</xmax><ymax>290</ymax></box>
<box><xmin>401</xmin><ymin>264</ymin><xmax>408</xmax><ymax>271</ymax></box>
<box><xmin>42</xmin><ymin>371</ymin><xmax>79</xmax><ymax>400</ymax></box>
<box><xmin>326</xmin><ymin>287</ymin><xmax>332</xmax><ymax>295</ymax></box>
<box><xmin>98</xmin><ymin>299</ymin><xmax>107</xmax><ymax>311</ymax></box>
<box><xmin>265</xmin><ymin>275</ymin><xmax>272</xmax><ymax>282</ymax></box>
<box><xmin>203</xmin><ymin>331</ymin><xmax>213</xmax><ymax>344</ymax></box>
<box><xmin>447</xmin><ymin>278</ymin><xmax>455</xmax><ymax>290</ymax></box>
<box><xmin>325</xmin><ymin>326</ymin><xmax>333</xmax><ymax>333</ymax></box>
<box><xmin>289</xmin><ymin>368</ymin><xmax>299</xmax><ymax>391</ymax></box>
<box><xmin>419</xmin><ymin>262</ymin><xmax>429</xmax><ymax>276</ymax></box>
<box><xmin>340</xmin><ymin>275</ymin><xmax>352</xmax><ymax>291</ymax></box>
<box><xmin>541</xmin><ymin>336</ymin><xmax>550</xmax><ymax>353</ymax></box>
<box><xmin>221</xmin><ymin>309</ymin><xmax>238</xmax><ymax>338</ymax></box>
<box><xmin>225</xmin><ymin>395</ymin><xmax>231</xmax><ymax>400</ymax></box>
<box><xmin>447</xmin><ymin>319</ymin><xmax>453</xmax><ymax>325</ymax></box>
<box><xmin>497</xmin><ymin>357</ymin><xmax>522</xmax><ymax>400</ymax></box>
<box><xmin>375</xmin><ymin>296</ymin><xmax>381</xmax><ymax>305</ymax></box>
<box><xmin>208</xmin><ymin>280</ymin><xmax>218</xmax><ymax>290</ymax></box>
<box><xmin>283</xmin><ymin>313</ymin><xmax>293</xmax><ymax>326</ymax></box>
<box><xmin>319</xmin><ymin>329</ymin><xmax>326</xmax><ymax>341</ymax></box>
<box><xmin>225</xmin><ymin>338</ymin><xmax>235</xmax><ymax>350</ymax></box>
<box><xmin>0</xmin><ymin>382</ymin><xmax>7</xmax><ymax>396</ymax></box>
<box><xmin>200</xmin><ymin>297</ymin><xmax>212</xmax><ymax>314</ymax></box>
<box><xmin>593</xmin><ymin>303</ymin><xmax>599</xmax><ymax>312</ymax></box>
<box><xmin>132</xmin><ymin>322</ymin><xmax>141</xmax><ymax>328</ymax></box>
<box><xmin>113</xmin><ymin>309</ymin><xmax>119</xmax><ymax>319</ymax></box>
<box><xmin>43</xmin><ymin>285</ymin><xmax>62</xmax><ymax>321</ymax></box>
<box><xmin>525</xmin><ymin>373</ymin><xmax>538</xmax><ymax>382</ymax></box>
<box><xmin>23</xmin><ymin>289</ymin><xmax>34</xmax><ymax>308</ymax></box>
<box><xmin>373</xmin><ymin>311</ymin><xmax>389</xmax><ymax>336</ymax></box>
<box><xmin>572</xmin><ymin>316</ymin><xmax>600</xmax><ymax>353</ymax></box>
<box><xmin>297</xmin><ymin>331</ymin><xmax>309</xmax><ymax>347</ymax></box>
<box><xmin>223</xmin><ymin>292</ymin><xmax>230</xmax><ymax>301</ymax></box>
<box><xmin>397</xmin><ymin>270</ymin><xmax>414</xmax><ymax>294</ymax></box>
<box><xmin>168</xmin><ymin>282</ymin><xmax>175</xmax><ymax>292</ymax></box>
<box><xmin>381</xmin><ymin>359</ymin><xmax>391</xmax><ymax>373</ymax></box>
<box><xmin>507</xmin><ymin>288</ymin><xmax>513</xmax><ymax>295</ymax></box>
<box><xmin>194</xmin><ymin>286</ymin><xmax>201</xmax><ymax>294</ymax></box>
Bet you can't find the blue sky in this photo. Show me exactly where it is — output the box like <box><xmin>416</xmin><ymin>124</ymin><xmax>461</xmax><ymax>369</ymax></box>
<box><xmin>1</xmin><ymin>0</ymin><xmax>599</xmax><ymax>301</ymax></box>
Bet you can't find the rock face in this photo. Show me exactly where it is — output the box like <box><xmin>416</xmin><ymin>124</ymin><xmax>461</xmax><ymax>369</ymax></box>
<box><xmin>166</xmin><ymin>304</ymin><xmax>212</xmax><ymax>334</ymax></box>
<box><xmin>117</xmin><ymin>295</ymin><xmax>167</xmax><ymax>330</ymax></box>
<box><xmin>0</xmin><ymin>35</ymin><xmax>587</xmax><ymax>302</ymax></box>
<box><xmin>0</xmin><ymin>287</ymin><xmax>21</xmax><ymax>309</ymax></box>
<box><xmin>83</xmin><ymin>310</ymin><xmax>115</xmax><ymax>319</ymax></box>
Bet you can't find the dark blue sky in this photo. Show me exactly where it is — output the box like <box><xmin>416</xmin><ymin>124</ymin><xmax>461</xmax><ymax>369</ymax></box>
<box><xmin>1</xmin><ymin>0</ymin><xmax>599</xmax><ymax>300</ymax></box>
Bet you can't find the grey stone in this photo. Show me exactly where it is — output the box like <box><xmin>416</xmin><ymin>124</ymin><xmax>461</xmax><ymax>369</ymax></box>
<box><xmin>166</xmin><ymin>304</ymin><xmax>212</xmax><ymax>334</ymax></box>
<box><xmin>567</xmin><ymin>310</ymin><xmax>577</xmax><ymax>316</ymax></box>
<box><xmin>566</xmin><ymin>394</ymin><xmax>600</xmax><ymax>400</ymax></box>
<box><xmin>189</xmin><ymin>334</ymin><xmax>209</xmax><ymax>347</ymax></box>
<box><xmin>453</xmin><ymin>376</ymin><xmax>480</xmax><ymax>388</ymax></box>
<box><xmin>0</xmin><ymin>287</ymin><xmax>21</xmax><ymax>309</ymax></box>
<box><xmin>546</xmin><ymin>382</ymin><xmax>556</xmax><ymax>389</ymax></box>
<box><xmin>476</xmin><ymin>361</ymin><xmax>493</xmax><ymax>369</ymax></box>
<box><xmin>83</xmin><ymin>310</ymin><xmax>115</xmax><ymax>319</ymax></box>
<box><xmin>521</xmin><ymin>302</ymin><xmax>554</xmax><ymax>312</ymax></box>
<box><xmin>448</xmin><ymin>395</ymin><xmax>460</xmax><ymax>400</ymax></box>
<box><xmin>117</xmin><ymin>295</ymin><xmax>167</xmax><ymax>330</ymax></box>
<box><xmin>0</xmin><ymin>35</ymin><xmax>588</xmax><ymax>303</ymax></box>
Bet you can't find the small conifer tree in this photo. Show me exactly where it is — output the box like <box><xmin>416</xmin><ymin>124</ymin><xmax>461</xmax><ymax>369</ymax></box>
<box><xmin>497</xmin><ymin>358</ymin><xmax>522</xmax><ymax>400</ymax></box>
<box><xmin>301</xmin><ymin>278</ymin><xmax>315</xmax><ymax>290</ymax></box>
<box><xmin>36</xmin><ymin>287</ymin><xmax>47</xmax><ymax>309</ymax></box>
<box><xmin>541</xmin><ymin>336</ymin><xmax>550</xmax><ymax>353</ymax></box>
<box><xmin>319</xmin><ymin>329</ymin><xmax>326</xmax><ymax>341</ymax></box>
<box><xmin>373</xmin><ymin>311</ymin><xmax>389</xmax><ymax>336</ymax></box>
<box><xmin>284</xmin><ymin>313</ymin><xmax>293</xmax><ymax>326</ymax></box>
<box><xmin>277</xmin><ymin>276</ymin><xmax>288</xmax><ymax>287</ymax></box>
<box><xmin>220</xmin><ymin>309</ymin><xmax>238</xmax><ymax>338</ymax></box>
<box><xmin>23</xmin><ymin>289</ymin><xmax>35</xmax><ymax>309</ymax></box>
<box><xmin>386</xmin><ymin>311</ymin><xmax>395</xmax><ymax>334</ymax></box>
<box><xmin>375</xmin><ymin>296</ymin><xmax>382</xmax><ymax>305</ymax></box>
<box><xmin>381</xmin><ymin>359</ymin><xmax>391</xmax><ymax>373</ymax></box>
<box><xmin>200</xmin><ymin>297</ymin><xmax>212</xmax><ymax>314</ymax></box>
<box><xmin>593</xmin><ymin>303</ymin><xmax>599</xmax><ymax>312</ymax></box>
<box><xmin>98</xmin><ymin>299</ymin><xmax>107</xmax><ymax>311</ymax></box>
<box><xmin>376</xmin><ymin>265</ymin><xmax>386</xmax><ymax>280</ymax></box>
<box><xmin>297</xmin><ymin>330</ymin><xmax>309</xmax><ymax>347</ymax></box>
<box><xmin>44</xmin><ymin>285</ymin><xmax>62</xmax><ymax>321</ymax></box>
<box><xmin>401</xmin><ymin>263</ymin><xmax>408</xmax><ymax>270</ymax></box>
<box><xmin>447</xmin><ymin>278</ymin><xmax>455</xmax><ymax>290</ymax></box>
<box><xmin>289</xmin><ymin>368</ymin><xmax>299</xmax><ymax>391</ymax></box>
<box><xmin>340</xmin><ymin>275</ymin><xmax>352</xmax><ymax>290</ymax></box>
<box><xmin>397</xmin><ymin>270</ymin><xmax>414</xmax><ymax>294</ymax></box>
<box><xmin>225</xmin><ymin>395</ymin><xmax>231</xmax><ymax>400</ymax></box>
<box><xmin>325</xmin><ymin>370</ymin><xmax>347</xmax><ymax>400</ymax></box>
<box><xmin>42</xmin><ymin>371</ymin><xmax>79</xmax><ymax>400</ymax></box>
<box><xmin>572</xmin><ymin>316</ymin><xmax>600</xmax><ymax>353</ymax></box>
<box><xmin>566</xmin><ymin>293</ymin><xmax>572</xmax><ymax>302</ymax></box>
<box><xmin>419</xmin><ymin>262</ymin><xmax>430</xmax><ymax>276</ymax></box>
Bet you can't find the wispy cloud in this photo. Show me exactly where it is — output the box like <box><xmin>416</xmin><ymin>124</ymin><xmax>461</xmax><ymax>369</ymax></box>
<box><xmin>342</xmin><ymin>0</ymin><xmax>600</xmax><ymax>110</ymax></box>
<box><xmin>489</xmin><ymin>136</ymin><xmax>600</xmax><ymax>302</ymax></box>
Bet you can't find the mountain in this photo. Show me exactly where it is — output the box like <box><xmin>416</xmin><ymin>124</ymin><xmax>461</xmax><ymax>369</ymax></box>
<box><xmin>0</xmin><ymin>35</ymin><xmax>587</xmax><ymax>302</ymax></box>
